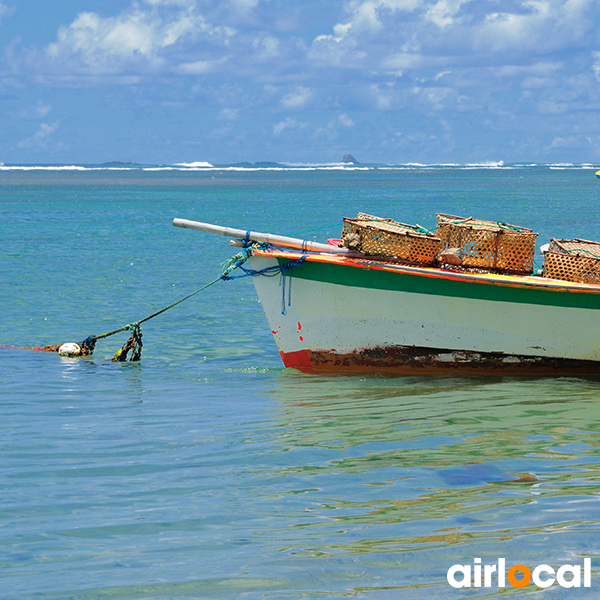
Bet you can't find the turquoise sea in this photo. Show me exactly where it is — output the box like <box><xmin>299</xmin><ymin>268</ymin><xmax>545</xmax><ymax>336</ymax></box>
<box><xmin>2</xmin><ymin>164</ymin><xmax>600</xmax><ymax>599</ymax></box>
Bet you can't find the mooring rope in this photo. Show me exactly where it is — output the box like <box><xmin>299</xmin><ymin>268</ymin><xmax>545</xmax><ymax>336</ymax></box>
<box><xmin>83</xmin><ymin>247</ymin><xmax>257</xmax><ymax>360</ymax></box>
<box><xmin>26</xmin><ymin>244</ymin><xmax>307</xmax><ymax>361</ymax></box>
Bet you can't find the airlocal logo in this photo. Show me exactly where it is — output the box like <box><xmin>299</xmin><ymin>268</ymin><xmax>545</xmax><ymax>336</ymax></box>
<box><xmin>447</xmin><ymin>558</ymin><xmax>591</xmax><ymax>589</ymax></box>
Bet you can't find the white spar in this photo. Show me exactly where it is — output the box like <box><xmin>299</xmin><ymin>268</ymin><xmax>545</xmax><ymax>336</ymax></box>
<box><xmin>173</xmin><ymin>218</ymin><xmax>354</xmax><ymax>255</ymax></box>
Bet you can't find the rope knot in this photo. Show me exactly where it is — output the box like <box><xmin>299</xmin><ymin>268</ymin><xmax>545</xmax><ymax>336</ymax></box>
<box><xmin>113</xmin><ymin>323</ymin><xmax>143</xmax><ymax>362</ymax></box>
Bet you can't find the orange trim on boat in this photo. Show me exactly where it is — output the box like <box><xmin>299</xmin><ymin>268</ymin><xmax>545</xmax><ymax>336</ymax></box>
<box><xmin>253</xmin><ymin>247</ymin><xmax>600</xmax><ymax>294</ymax></box>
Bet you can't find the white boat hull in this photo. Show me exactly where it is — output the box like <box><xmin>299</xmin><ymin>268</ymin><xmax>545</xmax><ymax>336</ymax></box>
<box><xmin>248</xmin><ymin>250</ymin><xmax>600</xmax><ymax>375</ymax></box>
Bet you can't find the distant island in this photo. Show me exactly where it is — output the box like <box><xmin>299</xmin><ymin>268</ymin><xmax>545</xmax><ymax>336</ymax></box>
<box><xmin>342</xmin><ymin>153</ymin><xmax>359</xmax><ymax>164</ymax></box>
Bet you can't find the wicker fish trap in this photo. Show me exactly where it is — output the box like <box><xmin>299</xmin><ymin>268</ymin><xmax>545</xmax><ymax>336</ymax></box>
<box><xmin>543</xmin><ymin>238</ymin><xmax>600</xmax><ymax>285</ymax></box>
<box><xmin>436</xmin><ymin>214</ymin><xmax>537</xmax><ymax>274</ymax></box>
<box><xmin>341</xmin><ymin>213</ymin><xmax>441</xmax><ymax>264</ymax></box>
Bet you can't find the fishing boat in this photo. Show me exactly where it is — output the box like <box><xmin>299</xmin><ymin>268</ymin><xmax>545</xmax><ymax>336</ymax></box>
<box><xmin>174</xmin><ymin>218</ymin><xmax>600</xmax><ymax>376</ymax></box>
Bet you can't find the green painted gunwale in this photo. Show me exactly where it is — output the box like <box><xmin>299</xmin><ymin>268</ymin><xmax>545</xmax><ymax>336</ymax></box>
<box><xmin>266</xmin><ymin>252</ymin><xmax>600</xmax><ymax>310</ymax></box>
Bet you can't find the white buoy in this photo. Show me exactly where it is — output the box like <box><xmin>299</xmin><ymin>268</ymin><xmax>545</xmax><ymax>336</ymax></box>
<box><xmin>58</xmin><ymin>343</ymin><xmax>82</xmax><ymax>357</ymax></box>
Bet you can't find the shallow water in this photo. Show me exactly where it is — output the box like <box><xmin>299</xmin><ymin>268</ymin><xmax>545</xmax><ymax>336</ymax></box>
<box><xmin>2</xmin><ymin>166</ymin><xmax>600</xmax><ymax>598</ymax></box>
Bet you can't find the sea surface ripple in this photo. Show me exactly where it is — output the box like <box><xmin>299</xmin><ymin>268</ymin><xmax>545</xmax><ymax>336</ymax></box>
<box><xmin>1</xmin><ymin>166</ymin><xmax>599</xmax><ymax>598</ymax></box>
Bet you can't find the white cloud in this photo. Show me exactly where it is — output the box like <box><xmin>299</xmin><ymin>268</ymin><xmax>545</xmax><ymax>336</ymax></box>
<box><xmin>143</xmin><ymin>0</ymin><xmax>196</xmax><ymax>5</ymax></box>
<box><xmin>15</xmin><ymin>100</ymin><xmax>52</xmax><ymax>119</ymax></box>
<box><xmin>252</xmin><ymin>34</ymin><xmax>280</xmax><ymax>61</ymax></box>
<box><xmin>496</xmin><ymin>62</ymin><xmax>562</xmax><ymax>78</ymax></box>
<box><xmin>434</xmin><ymin>70</ymin><xmax>451</xmax><ymax>80</ymax></box>
<box><xmin>273</xmin><ymin>118</ymin><xmax>298</xmax><ymax>135</ymax></box>
<box><xmin>420</xmin><ymin>86</ymin><xmax>462</xmax><ymax>111</ymax></box>
<box><xmin>536</xmin><ymin>99</ymin><xmax>568</xmax><ymax>113</ymax></box>
<box><xmin>218</xmin><ymin>108</ymin><xmax>239</xmax><ymax>120</ymax></box>
<box><xmin>175</xmin><ymin>57</ymin><xmax>227</xmax><ymax>74</ymax></box>
<box><xmin>370</xmin><ymin>84</ymin><xmax>393</xmax><ymax>109</ymax></box>
<box><xmin>311</xmin><ymin>0</ymin><xmax>594</xmax><ymax>70</ymax></box>
<box><xmin>281</xmin><ymin>86</ymin><xmax>313</xmax><ymax>109</ymax></box>
<box><xmin>47</xmin><ymin>12</ymin><xmax>155</xmax><ymax>66</ymax></box>
<box><xmin>313</xmin><ymin>0</ymin><xmax>432</xmax><ymax>47</ymax></box>
<box><xmin>548</xmin><ymin>134</ymin><xmax>596</xmax><ymax>149</ymax></box>
<box><xmin>43</xmin><ymin>1</ymin><xmax>235</xmax><ymax>75</ymax></box>
<box><xmin>0</xmin><ymin>2</ymin><xmax>13</xmax><ymax>25</ymax></box>
<box><xmin>5</xmin><ymin>0</ymin><xmax>600</xmax><ymax>165</ymax></box>
<box><xmin>425</xmin><ymin>0</ymin><xmax>473</xmax><ymax>29</ymax></box>
<box><xmin>339</xmin><ymin>113</ymin><xmax>354</xmax><ymax>127</ymax></box>
<box><xmin>383</xmin><ymin>53</ymin><xmax>428</xmax><ymax>70</ymax></box>
<box><xmin>313</xmin><ymin>114</ymin><xmax>355</xmax><ymax>140</ymax></box>
<box><xmin>17</xmin><ymin>121</ymin><xmax>59</xmax><ymax>149</ymax></box>
<box><xmin>230</xmin><ymin>0</ymin><xmax>261</xmax><ymax>10</ymax></box>
<box><xmin>314</xmin><ymin>22</ymin><xmax>352</xmax><ymax>44</ymax></box>
<box><xmin>475</xmin><ymin>0</ymin><xmax>594</xmax><ymax>53</ymax></box>
<box><xmin>593</xmin><ymin>51</ymin><xmax>600</xmax><ymax>81</ymax></box>
<box><xmin>521</xmin><ymin>76</ymin><xmax>556</xmax><ymax>88</ymax></box>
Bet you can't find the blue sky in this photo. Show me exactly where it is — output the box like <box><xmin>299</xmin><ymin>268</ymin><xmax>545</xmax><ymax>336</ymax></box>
<box><xmin>1</xmin><ymin>0</ymin><xmax>600</xmax><ymax>164</ymax></box>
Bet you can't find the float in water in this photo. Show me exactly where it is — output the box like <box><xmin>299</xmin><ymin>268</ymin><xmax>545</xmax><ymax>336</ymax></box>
<box><xmin>174</xmin><ymin>217</ymin><xmax>600</xmax><ymax>376</ymax></box>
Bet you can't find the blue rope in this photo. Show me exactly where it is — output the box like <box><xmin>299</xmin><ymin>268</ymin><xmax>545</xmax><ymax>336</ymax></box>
<box><xmin>221</xmin><ymin>256</ymin><xmax>306</xmax><ymax>280</ymax></box>
<box><xmin>222</xmin><ymin>255</ymin><xmax>307</xmax><ymax>315</ymax></box>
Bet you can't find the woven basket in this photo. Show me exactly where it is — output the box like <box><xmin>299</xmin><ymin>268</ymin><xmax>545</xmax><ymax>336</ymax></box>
<box><xmin>341</xmin><ymin>213</ymin><xmax>440</xmax><ymax>264</ymax></box>
<box><xmin>543</xmin><ymin>238</ymin><xmax>600</xmax><ymax>285</ymax></box>
<box><xmin>436</xmin><ymin>214</ymin><xmax>537</xmax><ymax>274</ymax></box>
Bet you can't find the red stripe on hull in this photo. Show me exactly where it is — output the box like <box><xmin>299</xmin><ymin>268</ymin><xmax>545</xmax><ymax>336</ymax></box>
<box><xmin>280</xmin><ymin>349</ymin><xmax>313</xmax><ymax>369</ymax></box>
<box><xmin>281</xmin><ymin>346</ymin><xmax>600</xmax><ymax>376</ymax></box>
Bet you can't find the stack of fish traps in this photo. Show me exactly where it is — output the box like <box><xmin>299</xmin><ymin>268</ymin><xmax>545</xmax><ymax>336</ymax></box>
<box><xmin>543</xmin><ymin>239</ymin><xmax>600</xmax><ymax>285</ymax></box>
<box><xmin>436</xmin><ymin>214</ymin><xmax>538</xmax><ymax>274</ymax></box>
<box><xmin>341</xmin><ymin>213</ymin><xmax>441</xmax><ymax>265</ymax></box>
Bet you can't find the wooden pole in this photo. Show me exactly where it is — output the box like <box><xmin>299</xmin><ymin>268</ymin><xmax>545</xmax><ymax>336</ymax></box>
<box><xmin>173</xmin><ymin>218</ymin><xmax>353</xmax><ymax>255</ymax></box>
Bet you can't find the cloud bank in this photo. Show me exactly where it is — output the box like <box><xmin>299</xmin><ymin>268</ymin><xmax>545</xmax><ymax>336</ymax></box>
<box><xmin>2</xmin><ymin>0</ymin><xmax>600</xmax><ymax>163</ymax></box>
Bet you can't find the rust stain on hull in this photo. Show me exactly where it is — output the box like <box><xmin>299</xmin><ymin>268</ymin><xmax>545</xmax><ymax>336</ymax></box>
<box><xmin>281</xmin><ymin>345</ymin><xmax>600</xmax><ymax>376</ymax></box>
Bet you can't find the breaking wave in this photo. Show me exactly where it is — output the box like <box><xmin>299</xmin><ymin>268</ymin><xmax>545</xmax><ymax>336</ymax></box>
<box><xmin>0</xmin><ymin>161</ymin><xmax>597</xmax><ymax>172</ymax></box>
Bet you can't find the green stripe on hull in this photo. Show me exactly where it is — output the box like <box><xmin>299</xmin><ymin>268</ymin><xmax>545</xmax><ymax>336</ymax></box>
<box><xmin>280</xmin><ymin>257</ymin><xmax>600</xmax><ymax>310</ymax></box>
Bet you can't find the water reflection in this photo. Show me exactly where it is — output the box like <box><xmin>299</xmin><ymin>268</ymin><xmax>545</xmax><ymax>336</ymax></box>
<box><xmin>253</xmin><ymin>374</ymin><xmax>600</xmax><ymax>575</ymax></box>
